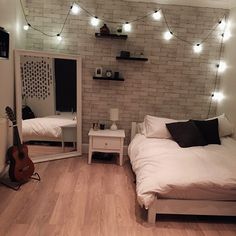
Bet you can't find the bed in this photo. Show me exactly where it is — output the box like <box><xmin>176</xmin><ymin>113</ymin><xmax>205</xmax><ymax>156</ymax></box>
<box><xmin>22</xmin><ymin>115</ymin><xmax>76</xmax><ymax>145</ymax></box>
<box><xmin>128</xmin><ymin>116</ymin><xmax>236</xmax><ymax>223</ymax></box>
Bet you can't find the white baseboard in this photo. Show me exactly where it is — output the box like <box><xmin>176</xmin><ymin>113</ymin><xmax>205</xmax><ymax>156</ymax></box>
<box><xmin>82</xmin><ymin>143</ymin><xmax>128</xmax><ymax>155</ymax></box>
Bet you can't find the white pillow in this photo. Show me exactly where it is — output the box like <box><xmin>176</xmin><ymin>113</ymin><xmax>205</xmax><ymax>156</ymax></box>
<box><xmin>208</xmin><ymin>114</ymin><xmax>234</xmax><ymax>137</ymax></box>
<box><xmin>144</xmin><ymin>115</ymin><xmax>176</xmax><ymax>138</ymax></box>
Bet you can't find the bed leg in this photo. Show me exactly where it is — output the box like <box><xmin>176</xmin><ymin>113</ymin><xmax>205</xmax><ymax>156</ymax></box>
<box><xmin>147</xmin><ymin>207</ymin><xmax>156</xmax><ymax>224</ymax></box>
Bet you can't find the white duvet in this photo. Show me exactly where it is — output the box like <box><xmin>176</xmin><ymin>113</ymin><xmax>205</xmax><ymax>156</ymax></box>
<box><xmin>22</xmin><ymin>116</ymin><xmax>76</xmax><ymax>141</ymax></box>
<box><xmin>128</xmin><ymin>134</ymin><xmax>236</xmax><ymax>208</ymax></box>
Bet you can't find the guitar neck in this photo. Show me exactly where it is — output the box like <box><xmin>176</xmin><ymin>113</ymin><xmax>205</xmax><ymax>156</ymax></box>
<box><xmin>13</xmin><ymin>125</ymin><xmax>22</xmax><ymax>148</ymax></box>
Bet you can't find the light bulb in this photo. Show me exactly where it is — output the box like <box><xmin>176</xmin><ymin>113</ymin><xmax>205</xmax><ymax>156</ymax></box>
<box><xmin>123</xmin><ymin>22</ymin><xmax>131</xmax><ymax>32</ymax></box>
<box><xmin>164</xmin><ymin>31</ymin><xmax>173</xmax><ymax>40</ymax></box>
<box><xmin>218</xmin><ymin>61</ymin><xmax>227</xmax><ymax>73</ymax></box>
<box><xmin>23</xmin><ymin>25</ymin><xmax>29</xmax><ymax>31</ymax></box>
<box><xmin>222</xmin><ymin>21</ymin><xmax>231</xmax><ymax>42</ymax></box>
<box><xmin>222</xmin><ymin>29</ymin><xmax>231</xmax><ymax>42</ymax></box>
<box><xmin>219</xmin><ymin>19</ymin><xmax>226</xmax><ymax>30</ymax></box>
<box><xmin>212</xmin><ymin>92</ymin><xmax>224</xmax><ymax>102</ymax></box>
<box><xmin>193</xmin><ymin>44</ymin><xmax>202</xmax><ymax>53</ymax></box>
<box><xmin>71</xmin><ymin>3</ymin><xmax>80</xmax><ymax>15</ymax></box>
<box><xmin>153</xmin><ymin>10</ymin><xmax>161</xmax><ymax>20</ymax></box>
<box><xmin>57</xmin><ymin>34</ymin><xmax>62</xmax><ymax>41</ymax></box>
<box><xmin>91</xmin><ymin>17</ymin><xmax>99</xmax><ymax>26</ymax></box>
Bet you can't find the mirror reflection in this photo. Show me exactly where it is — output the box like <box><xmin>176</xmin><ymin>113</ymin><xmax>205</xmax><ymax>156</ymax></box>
<box><xmin>20</xmin><ymin>55</ymin><xmax>77</xmax><ymax>158</ymax></box>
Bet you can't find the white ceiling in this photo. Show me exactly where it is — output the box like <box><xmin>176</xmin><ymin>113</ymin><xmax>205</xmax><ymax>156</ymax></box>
<box><xmin>127</xmin><ymin>0</ymin><xmax>236</xmax><ymax>9</ymax></box>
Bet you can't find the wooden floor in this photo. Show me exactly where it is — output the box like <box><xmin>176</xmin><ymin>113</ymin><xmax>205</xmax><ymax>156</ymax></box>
<box><xmin>0</xmin><ymin>156</ymin><xmax>235</xmax><ymax>236</ymax></box>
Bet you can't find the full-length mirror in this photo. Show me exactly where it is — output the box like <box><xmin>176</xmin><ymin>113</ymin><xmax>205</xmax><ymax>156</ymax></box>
<box><xmin>15</xmin><ymin>50</ymin><xmax>82</xmax><ymax>162</ymax></box>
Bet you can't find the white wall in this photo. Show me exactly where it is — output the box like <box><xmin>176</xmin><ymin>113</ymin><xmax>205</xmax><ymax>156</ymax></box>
<box><xmin>0</xmin><ymin>0</ymin><xmax>26</xmax><ymax>173</ymax></box>
<box><xmin>217</xmin><ymin>7</ymin><xmax>236</xmax><ymax>130</ymax></box>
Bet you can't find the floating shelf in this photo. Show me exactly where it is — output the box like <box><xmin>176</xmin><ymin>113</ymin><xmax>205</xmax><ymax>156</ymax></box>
<box><xmin>95</xmin><ymin>33</ymin><xmax>128</xmax><ymax>40</ymax></box>
<box><xmin>93</xmin><ymin>76</ymin><xmax>124</xmax><ymax>81</ymax></box>
<box><xmin>116</xmin><ymin>56</ymin><xmax>148</xmax><ymax>61</ymax></box>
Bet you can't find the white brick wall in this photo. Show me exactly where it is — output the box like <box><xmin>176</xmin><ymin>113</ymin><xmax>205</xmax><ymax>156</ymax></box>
<box><xmin>25</xmin><ymin>0</ymin><xmax>228</xmax><ymax>143</ymax></box>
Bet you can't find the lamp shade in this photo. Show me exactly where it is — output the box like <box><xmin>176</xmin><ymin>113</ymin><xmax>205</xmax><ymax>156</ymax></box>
<box><xmin>110</xmin><ymin>108</ymin><xmax>119</xmax><ymax>121</ymax></box>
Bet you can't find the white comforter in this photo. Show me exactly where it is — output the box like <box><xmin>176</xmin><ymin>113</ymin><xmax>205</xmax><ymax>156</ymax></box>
<box><xmin>22</xmin><ymin>116</ymin><xmax>76</xmax><ymax>141</ymax></box>
<box><xmin>128</xmin><ymin>134</ymin><xmax>236</xmax><ymax>208</ymax></box>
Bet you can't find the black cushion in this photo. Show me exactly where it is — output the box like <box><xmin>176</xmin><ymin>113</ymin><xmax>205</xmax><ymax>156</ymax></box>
<box><xmin>166</xmin><ymin>120</ymin><xmax>208</xmax><ymax>148</ymax></box>
<box><xmin>22</xmin><ymin>105</ymin><xmax>35</xmax><ymax>120</ymax></box>
<box><xmin>191</xmin><ymin>119</ymin><xmax>221</xmax><ymax>145</ymax></box>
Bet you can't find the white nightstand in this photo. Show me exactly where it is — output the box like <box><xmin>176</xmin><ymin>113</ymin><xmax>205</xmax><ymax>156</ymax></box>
<box><xmin>61</xmin><ymin>124</ymin><xmax>77</xmax><ymax>151</ymax></box>
<box><xmin>88</xmin><ymin>129</ymin><xmax>125</xmax><ymax>166</ymax></box>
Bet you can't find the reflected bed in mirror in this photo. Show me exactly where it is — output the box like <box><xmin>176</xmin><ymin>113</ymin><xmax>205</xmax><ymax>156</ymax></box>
<box><xmin>15</xmin><ymin>50</ymin><xmax>82</xmax><ymax>163</ymax></box>
<box><xmin>22</xmin><ymin>113</ymin><xmax>77</xmax><ymax>157</ymax></box>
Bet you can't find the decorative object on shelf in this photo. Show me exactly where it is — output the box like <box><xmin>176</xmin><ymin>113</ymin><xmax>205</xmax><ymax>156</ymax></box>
<box><xmin>100</xmin><ymin>24</ymin><xmax>110</xmax><ymax>35</ymax></box>
<box><xmin>114</xmin><ymin>72</ymin><xmax>119</xmax><ymax>79</ymax></box>
<box><xmin>95</xmin><ymin>67</ymin><xmax>103</xmax><ymax>77</ymax></box>
<box><xmin>100</xmin><ymin>123</ymin><xmax>105</xmax><ymax>130</ymax></box>
<box><xmin>92</xmin><ymin>122</ymin><xmax>99</xmax><ymax>131</ymax></box>
<box><xmin>110</xmin><ymin>108</ymin><xmax>119</xmax><ymax>130</ymax></box>
<box><xmin>120</xmin><ymin>51</ymin><xmax>130</xmax><ymax>58</ymax></box>
<box><xmin>116</xmin><ymin>26</ymin><xmax>122</xmax><ymax>35</ymax></box>
<box><xmin>105</xmin><ymin>70</ymin><xmax>113</xmax><ymax>78</ymax></box>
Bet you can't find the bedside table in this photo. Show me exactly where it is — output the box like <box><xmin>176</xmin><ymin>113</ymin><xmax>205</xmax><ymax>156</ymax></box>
<box><xmin>61</xmin><ymin>124</ymin><xmax>77</xmax><ymax>151</ymax></box>
<box><xmin>88</xmin><ymin>129</ymin><xmax>125</xmax><ymax>166</ymax></box>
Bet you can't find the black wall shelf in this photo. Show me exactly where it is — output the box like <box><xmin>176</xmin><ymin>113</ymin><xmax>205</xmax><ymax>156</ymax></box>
<box><xmin>95</xmin><ymin>33</ymin><xmax>128</xmax><ymax>40</ymax></box>
<box><xmin>93</xmin><ymin>76</ymin><xmax>124</xmax><ymax>81</ymax></box>
<box><xmin>116</xmin><ymin>56</ymin><xmax>148</xmax><ymax>61</ymax></box>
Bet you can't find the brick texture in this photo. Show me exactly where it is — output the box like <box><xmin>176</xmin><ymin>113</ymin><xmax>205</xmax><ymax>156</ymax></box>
<box><xmin>24</xmin><ymin>0</ymin><xmax>228</xmax><ymax>144</ymax></box>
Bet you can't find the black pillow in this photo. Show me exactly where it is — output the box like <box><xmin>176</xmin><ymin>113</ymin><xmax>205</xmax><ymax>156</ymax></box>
<box><xmin>191</xmin><ymin>119</ymin><xmax>221</xmax><ymax>145</ymax></box>
<box><xmin>22</xmin><ymin>105</ymin><xmax>35</xmax><ymax>120</ymax></box>
<box><xmin>166</xmin><ymin>120</ymin><xmax>208</xmax><ymax>148</ymax></box>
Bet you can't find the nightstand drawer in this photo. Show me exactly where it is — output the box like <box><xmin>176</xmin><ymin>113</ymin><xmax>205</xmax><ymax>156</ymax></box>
<box><xmin>92</xmin><ymin>137</ymin><xmax>120</xmax><ymax>150</ymax></box>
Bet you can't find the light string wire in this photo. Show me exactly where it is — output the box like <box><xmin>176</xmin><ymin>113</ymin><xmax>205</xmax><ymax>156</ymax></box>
<box><xmin>20</xmin><ymin>0</ymin><xmax>227</xmax><ymax>47</ymax></box>
<box><xmin>207</xmin><ymin>14</ymin><xmax>227</xmax><ymax>118</ymax></box>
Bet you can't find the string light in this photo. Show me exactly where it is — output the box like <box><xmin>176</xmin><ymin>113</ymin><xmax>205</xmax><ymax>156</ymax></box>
<box><xmin>152</xmin><ymin>10</ymin><xmax>162</xmax><ymax>20</ymax></box>
<box><xmin>193</xmin><ymin>44</ymin><xmax>202</xmax><ymax>53</ymax></box>
<box><xmin>218</xmin><ymin>19</ymin><xmax>226</xmax><ymax>30</ymax></box>
<box><xmin>91</xmin><ymin>16</ymin><xmax>99</xmax><ymax>26</ymax></box>
<box><xmin>222</xmin><ymin>21</ymin><xmax>231</xmax><ymax>42</ymax></box>
<box><xmin>164</xmin><ymin>31</ymin><xmax>173</xmax><ymax>40</ymax></box>
<box><xmin>212</xmin><ymin>92</ymin><xmax>224</xmax><ymax>102</ymax></box>
<box><xmin>222</xmin><ymin>31</ymin><xmax>231</xmax><ymax>41</ymax></box>
<box><xmin>23</xmin><ymin>25</ymin><xmax>29</xmax><ymax>31</ymax></box>
<box><xmin>217</xmin><ymin>61</ymin><xmax>227</xmax><ymax>73</ymax></box>
<box><xmin>19</xmin><ymin>0</ymin><xmax>228</xmax><ymax>49</ymax></box>
<box><xmin>57</xmin><ymin>34</ymin><xmax>62</xmax><ymax>41</ymax></box>
<box><xmin>123</xmin><ymin>22</ymin><xmax>131</xmax><ymax>32</ymax></box>
<box><xmin>71</xmin><ymin>3</ymin><xmax>80</xmax><ymax>15</ymax></box>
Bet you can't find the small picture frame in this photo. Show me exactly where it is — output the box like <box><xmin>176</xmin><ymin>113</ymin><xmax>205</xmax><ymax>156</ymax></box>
<box><xmin>95</xmin><ymin>67</ymin><xmax>103</xmax><ymax>77</ymax></box>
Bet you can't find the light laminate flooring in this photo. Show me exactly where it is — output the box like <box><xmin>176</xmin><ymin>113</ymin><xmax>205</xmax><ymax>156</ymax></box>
<box><xmin>0</xmin><ymin>156</ymin><xmax>235</xmax><ymax>236</ymax></box>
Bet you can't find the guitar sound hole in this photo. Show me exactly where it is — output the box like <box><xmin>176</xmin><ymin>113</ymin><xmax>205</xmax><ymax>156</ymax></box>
<box><xmin>19</xmin><ymin>152</ymin><xmax>25</xmax><ymax>160</ymax></box>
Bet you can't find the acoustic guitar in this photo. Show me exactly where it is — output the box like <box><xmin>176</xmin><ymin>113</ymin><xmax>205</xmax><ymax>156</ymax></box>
<box><xmin>5</xmin><ymin>106</ymin><xmax>35</xmax><ymax>182</ymax></box>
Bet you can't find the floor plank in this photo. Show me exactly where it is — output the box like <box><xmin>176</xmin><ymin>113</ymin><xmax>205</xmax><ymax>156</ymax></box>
<box><xmin>0</xmin><ymin>156</ymin><xmax>235</xmax><ymax>236</ymax></box>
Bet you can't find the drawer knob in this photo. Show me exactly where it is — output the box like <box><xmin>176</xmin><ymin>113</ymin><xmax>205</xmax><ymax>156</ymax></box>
<box><xmin>105</xmin><ymin>143</ymin><xmax>108</xmax><ymax>145</ymax></box>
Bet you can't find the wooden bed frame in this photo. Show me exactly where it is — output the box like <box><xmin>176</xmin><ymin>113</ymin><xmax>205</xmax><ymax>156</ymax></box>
<box><xmin>130</xmin><ymin>122</ymin><xmax>236</xmax><ymax>223</ymax></box>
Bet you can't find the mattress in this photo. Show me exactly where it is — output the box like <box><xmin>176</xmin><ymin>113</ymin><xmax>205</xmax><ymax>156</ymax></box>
<box><xmin>22</xmin><ymin>115</ymin><xmax>76</xmax><ymax>141</ymax></box>
<box><xmin>128</xmin><ymin>134</ymin><xmax>236</xmax><ymax>208</ymax></box>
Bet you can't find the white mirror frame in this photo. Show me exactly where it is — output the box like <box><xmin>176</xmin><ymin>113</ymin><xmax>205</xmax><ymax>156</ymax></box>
<box><xmin>14</xmin><ymin>49</ymin><xmax>82</xmax><ymax>163</ymax></box>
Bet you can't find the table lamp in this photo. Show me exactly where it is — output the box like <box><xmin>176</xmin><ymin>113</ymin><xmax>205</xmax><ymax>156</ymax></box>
<box><xmin>110</xmin><ymin>108</ymin><xmax>119</xmax><ymax>130</ymax></box>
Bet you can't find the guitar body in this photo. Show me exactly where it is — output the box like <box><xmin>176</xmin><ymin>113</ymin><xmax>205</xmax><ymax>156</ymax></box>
<box><xmin>7</xmin><ymin>144</ymin><xmax>35</xmax><ymax>182</ymax></box>
<box><xmin>5</xmin><ymin>106</ymin><xmax>35</xmax><ymax>183</ymax></box>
